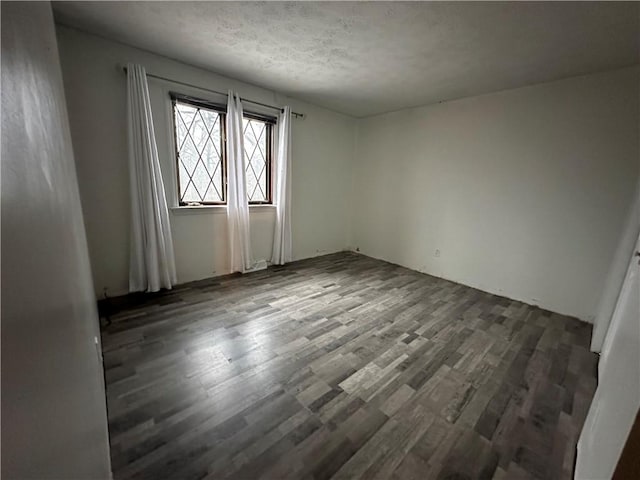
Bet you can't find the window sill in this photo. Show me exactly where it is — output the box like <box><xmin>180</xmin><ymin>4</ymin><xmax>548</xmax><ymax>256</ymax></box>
<box><xmin>170</xmin><ymin>204</ymin><xmax>276</xmax><ymax>215</ymax></box>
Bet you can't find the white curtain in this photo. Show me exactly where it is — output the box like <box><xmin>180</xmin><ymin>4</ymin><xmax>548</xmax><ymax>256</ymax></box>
<box><xmin>127</xmin><ymin>63</ymin><xmax>177</xmax><ymax>292</ymax></box>
<box><xmin>271</xmin><ymin>106</ymin><xmax>293</xmax><ymax>265</ymax></box>
<box><xmin>226</xmin><ymin>90</ymin><xmax>254</xmax><ymax>273</ymax></box>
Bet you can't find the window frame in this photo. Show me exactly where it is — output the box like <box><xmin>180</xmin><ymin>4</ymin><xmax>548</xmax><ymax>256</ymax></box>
<box><xmin>171</xmin><ymin>92</ymin><xmax>228</xmax><ymax>206</ymax></box>
<box><xmin>242</xmin><ymin>113</ymin><xmax>275</xmax><ymax>205</ymax></box>
<box><xmin>170</xmin><ymin>92</ymin><xmax>275</xmax><ymax>206</ymax></box>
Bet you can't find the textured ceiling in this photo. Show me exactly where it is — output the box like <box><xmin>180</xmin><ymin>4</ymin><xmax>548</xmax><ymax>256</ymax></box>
<box><xmin>53</xmin><ymin>1</ymin><xmax>639</xmax><ymax>117</ymax></box>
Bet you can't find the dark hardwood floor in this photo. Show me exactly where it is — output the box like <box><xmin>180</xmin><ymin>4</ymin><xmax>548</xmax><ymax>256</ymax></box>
<box><xmin>102</xmin><ymin>252</ymin><xmax>598</xmax><ymax>480</ymax></box>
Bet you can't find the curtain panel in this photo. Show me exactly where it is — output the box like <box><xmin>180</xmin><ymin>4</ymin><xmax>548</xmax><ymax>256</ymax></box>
<box><xmin>226</xmin><ymin>90</ymin><xmax>254</xmax><ymax>273</ymax></box>
<box><xmin>126</xmin><ymin>63</ymin><xmax>177</xmax><ymax>292</ymax></box>
<box><xmin>272</xmin><ymin>106</ymin><xmax>293</xmax><ymax>265</ymax></box>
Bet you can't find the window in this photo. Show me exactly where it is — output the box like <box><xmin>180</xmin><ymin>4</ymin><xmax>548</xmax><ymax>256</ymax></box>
<box><xmin>243</xmin><ymin>116</ymin><xmax>272</xmax><ymax>203</ymax></box>
<box><xmin>173</xmin><ymin>96</ymin><xmax>226</xmax><ymax>205</ymax></box>
<box><xmin>172</xmin><ymin>93</ymin><xmax>273</xmax><ymax>206</ymax></box>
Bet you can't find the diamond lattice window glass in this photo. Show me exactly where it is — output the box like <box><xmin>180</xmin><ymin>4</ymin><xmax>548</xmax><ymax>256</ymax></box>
<box><xmin>243</xmin><ymin>118</ymin><xmax>270</xmax><ymax>203</ymax></box>
<box><xmin>174</xmin><ymin>100</ymin><xmax>224</xmax><ymax>204</ymax></box>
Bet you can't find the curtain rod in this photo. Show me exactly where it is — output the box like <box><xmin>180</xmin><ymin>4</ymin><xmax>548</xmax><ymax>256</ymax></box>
<box><xmin>121</xmin><ymin>66</ymin><xmax>304</xmax><ymax>119</ymax></box>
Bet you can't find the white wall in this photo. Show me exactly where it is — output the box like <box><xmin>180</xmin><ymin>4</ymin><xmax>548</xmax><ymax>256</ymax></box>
<box><xmin>56</xmin><ymin>25</ymin><xmax>356</xmax><ymax>297</ymax></box>
<box><xmin>1</xmin><ymin>2</ymin><xmax>111</xmax><ymax>477</ymax></box>
<box><xmin>591</xmin><ymin>181</ymin><xmax>640</xmax><ymax>351</ymax></box>
<box><xmin>350</xmin><ymin>67</ymin><xmax>639</xmax><ymax>322</ymax></box>
<box><xmin>576</xmin><ymin>233</ymin><xmax>639</xmax><ymax>479</ymax></box>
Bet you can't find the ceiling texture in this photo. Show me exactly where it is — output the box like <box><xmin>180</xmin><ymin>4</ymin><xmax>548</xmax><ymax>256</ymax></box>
<box><xmin>53</xmin><ymin>1</ymin><xmax>639</xmax><ymax>117</ymax></box>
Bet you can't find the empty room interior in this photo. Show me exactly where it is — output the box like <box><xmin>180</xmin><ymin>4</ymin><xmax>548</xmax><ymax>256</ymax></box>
<box><xmin>2</xmin><ymin>1</ymin><xmax>640</xmax><ymax>479</ymax></box>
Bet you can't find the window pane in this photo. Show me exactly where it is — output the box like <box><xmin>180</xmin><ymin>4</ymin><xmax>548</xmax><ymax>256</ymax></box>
<box><xmin>174</xmin><ymin>101</ymin><xmax>223</xmax><ymax>203</ymax></box>
<box><xmin>243</xmin><ymin>118</ymin><xmax>269</xmax><ymax>203</ymax></box>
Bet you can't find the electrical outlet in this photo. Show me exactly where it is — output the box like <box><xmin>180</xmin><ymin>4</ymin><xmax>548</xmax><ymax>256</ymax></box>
<box><xmin>434</xmin><ymin>249</ymin><xmax>441</xmax><ymax>257</ymax></box>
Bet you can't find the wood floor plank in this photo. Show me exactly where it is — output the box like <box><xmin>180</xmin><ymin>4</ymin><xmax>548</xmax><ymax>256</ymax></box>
<box><xmin>101</xmin><ymin>252</ymin><xmax>598</xmax><ymax>479</ymax></box>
